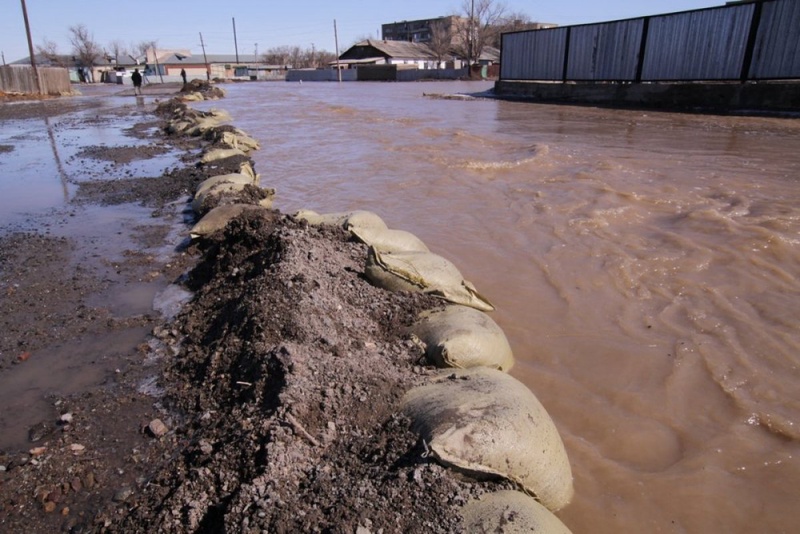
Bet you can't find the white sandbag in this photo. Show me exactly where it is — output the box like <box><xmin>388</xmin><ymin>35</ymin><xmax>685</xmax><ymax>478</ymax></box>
<box><xmin>238</xmin><ymin>161</ymin><xmax>257</xmax><ymax>181</ymax></box>
<box><xmin>411</xmin><ymin>305</ymin><xmax>513</xmax><ymax>371</ymax></box>
<box><xmin>192</xmin><ymin>183</ymin><xmax>274</xmax><ymax>214</ymax></box>
<box><xmin>351</xmin><ymin>226</ymin><xmax>429</xmax><ymax>253</ymax></box>
<box><xmin>190</xmin><ymin>204</ymin><xmax>269</xmax><ymax>238</ymax></box>
<box><xmin>180</xmin><ymin>92</ymin><xmax>204</xmax><ymax>102</ymax></box>
<box><xmin>195</xmin><ymin>173</ymin><xmax>257</xmax><ymax>198</ymax></box>
<box><xmin>402</xmin><ymin>368</ymin><xmax>573</xmax><ymax>512</ymax></box>
<box><xmin>219</xmin><ymin>130</ymin><xmax>260</xmax><ymax>152</ymax></box>
<box><xmin>200</xmin><ymin>147</ymin><xmax>247</xmax><ymax>163</ymax></box>
<box><xmin>461</xmin><ymin>490</ymin><xmax>572</xmax><ymax>534</ymax></box>
<box><xmin>204</xmin><ymin>109</ymin><xmax>232</xmax><ymax>122</ymax></box>
<box><xmin>165</xmin><ymin>119</ymin><xmax>193</xmax><ymax>135</ymax></box>
<box><xmin>294</xmin><ymin>209</ymin><xmax>388</xmax><ymax>233</ymax></box>
<box><xmin>365</xmin><ymin>248</ymin><xmax>494</xmax><ymax>312</ymax></box>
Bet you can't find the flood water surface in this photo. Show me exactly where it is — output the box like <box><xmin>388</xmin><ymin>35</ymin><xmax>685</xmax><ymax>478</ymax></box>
<box><xmin>198</xmin><ymin>82</ymin><xmax>800</xmax><ymax>533</ymax></box>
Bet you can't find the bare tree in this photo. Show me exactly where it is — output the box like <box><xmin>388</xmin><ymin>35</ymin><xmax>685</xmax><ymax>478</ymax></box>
<box><xmin>429</xmin><ymin>19</ymin><xmax>454</xmax><ymax>66</ymax></box>
<box><xmin>36</xmin><ymin>39</ymin><xmax>68</xmax><ymax>67</ymax></box>
<box><xmin>262</xmin><ymin>45</ymin><xmax>292</xmax><ymax>66</ymax></box>
<box><xmin>263</xmin><ymin>45</ymin><xmax>336</xmax><ymax>69</ymax></box>
<box><xmin>69</xmin><ymin>24</ymin><xmax>102</xmax><ymax>80</ymax></box>
<box><xmin>493</xmin><ymin>12</ymin><xmax>535</xmax><ymax>48</ymax></box>
<box><xmin>130</xmin><ymin>40</ymin><xmax>156</xmax><ymax>63</ymax></box>
<box><xmin>456</xmin><ymin>0</ymin><xmax>507</xmax><ymax>65</ymax></box>
<box><xmin>106</xmin><ymin>39</ymin><xmax>127</xmax><ymax>65</ymax></box>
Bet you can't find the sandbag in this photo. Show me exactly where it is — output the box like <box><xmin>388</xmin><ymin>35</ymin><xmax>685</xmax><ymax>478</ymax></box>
<box><xmin>165</xmin><ymin>119</ymin><xmax>193</xmax><ymax>135</ymax></box>
<box><xmin>200</xmin><ymin>147</ymin><xmax>247</xmax><ymax>163</ymax></box>
<box><xmin>365</xmin><ymin>248</ymin><xmax>494</xmax><ymax>312</ymax></box>
<box><xmin>195</xmin><ymin>173</ymin><xmax>257</xmax><ymax>198</ymax></box>
<box><xmin>238</xmin><ymin>161</ymin><xmax>257</xmax><ymax>181</ymax></box>
<box><xmin>219</xmin><ymin>130</ymin><xmax>260</xmax><ymax>152</ymax></box>
<box><xmin>192</xmin><ymin>182</ymin><xmax>246</xmax><ymax>213</ymax></box>
<box><xmin>402</xmin><ymin>368</ymin><xmax>573</xmax><ymax>512</ymax></box>
<box><xmin>180</xmin><ymin>92</ymin><xmax>204</xmax><ymax>102</ymax></box>
<box><xmin>461</xmin><ymin>490</ymin><xmax>572</xmax><ymax>533</ymax></box>
<box><xmin>351</xmin><ymin>226</ymin><xmax>429</xmax><ymax>253</ymax></box>
<box><xmin>411</xmin><ymin>305</ymin><xmax>513</xmax><ymax>371</ymax></box>
<box><xmin>192</xmin><ymin>183</ymin><xmax>274</xmax><ymax>214</ymax></box>
<box><xmin>294</xmin><ymin>209</ymin><xmax>388</xmax><ymax>233</ymax></box>
<box><xmin>190</xmin><ymin>204</ymin><xmax>269</xmax><ymax>238</ymax></box>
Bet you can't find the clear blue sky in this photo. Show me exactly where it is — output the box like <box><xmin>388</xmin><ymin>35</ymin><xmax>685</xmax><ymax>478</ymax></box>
<box><xmin>1</xmin><ymin>0</ymin><xmax>724</xmax><ymax>63</ymax></box>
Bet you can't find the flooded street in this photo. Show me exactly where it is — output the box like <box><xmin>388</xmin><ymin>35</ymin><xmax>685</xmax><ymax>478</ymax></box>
<box><xmin>3</xmin><ymin>81</ymin><xmax>800</xmax><ymax>532</ymax></box>
<box><xmin>198</xmin><ymin>81</ymin><xmax>800</xmax><ymax>533</ymax></box>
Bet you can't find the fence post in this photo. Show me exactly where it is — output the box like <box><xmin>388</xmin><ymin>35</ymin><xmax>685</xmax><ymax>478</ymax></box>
<box><xmin>740</xmin><ymin>0</ymin><xmax>764</xmax><ymax>82</ymax></box>
<box><xmin>635</xmin><ymin>17</ymin><xmax>650</xmax><ymax>82</ymax></box>
<box><xmin>562</xmin><ymin>27</ymin><xmax>571</xmax><ymax>82</ymax></box>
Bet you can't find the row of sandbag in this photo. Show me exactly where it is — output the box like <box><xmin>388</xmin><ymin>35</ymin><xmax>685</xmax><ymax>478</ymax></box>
<box><xmin>164</xmin><ymin>97</ymin><xmax>575</xmax><ymax>532</ymax></box>
<box><xmin>155</xmin><ymin>99</ymin><xmax>278</xmax><ymax>225</ymax></box>
<box><xmin>294</xmin><ymin>209</ymin><xmax>574</xmax><ymax>533</ymax></box>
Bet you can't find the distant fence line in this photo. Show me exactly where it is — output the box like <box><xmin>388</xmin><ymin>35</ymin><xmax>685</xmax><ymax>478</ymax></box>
<box><xmin>501</xmin><ymin>0</ymin><xmax>800</xmax><ymax>82</ymax></box>
<box><xmin>0</xmin><ymin>65</ymin><xmax>72</xmax><ymax>95</ymax></box>
<box><xmin>286</xmin><ymin>66</ymin><xmax>470</xmax><ymax>83</ymax></box>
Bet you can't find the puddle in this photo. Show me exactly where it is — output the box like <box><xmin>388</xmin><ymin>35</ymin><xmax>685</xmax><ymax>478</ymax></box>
<box><xmin>0</xmin><ymin>326</ymin><xmax>152</xmax><ymax>452</ymax></box>
<box><xmin>0</xmin><ymin>98</ymin><xmax>184</xmax><ymax>228</ymax></box>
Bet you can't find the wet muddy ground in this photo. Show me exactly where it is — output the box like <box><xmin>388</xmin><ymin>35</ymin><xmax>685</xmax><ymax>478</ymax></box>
<box><xmin>0</xmin><ymin>87</ymin><xmax>515</xmax><ymax>532</ymax></box>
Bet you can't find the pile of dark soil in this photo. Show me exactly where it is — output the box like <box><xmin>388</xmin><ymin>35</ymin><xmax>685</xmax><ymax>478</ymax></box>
<box><xmin>97</xmin><ymin>211</ymin><xmax>511</xmax><ymax>532</ymax></box>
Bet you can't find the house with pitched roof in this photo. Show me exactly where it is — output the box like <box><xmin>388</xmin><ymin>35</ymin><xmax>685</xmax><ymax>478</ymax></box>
<box><xmin>337</xmin><ymin>40</ymin><xmax>439</xmax><ymax>70</ymax></box>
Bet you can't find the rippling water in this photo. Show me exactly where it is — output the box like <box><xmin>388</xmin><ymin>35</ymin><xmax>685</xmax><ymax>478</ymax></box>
<box><xmin>3</xmin><ymin>82</ymin><xmax>798</xmax><ymax>532</ymax></box>
<box><xmin>198</xmin><ymin>82</ymin><xmax>800</xmax><ymax>533</ymax></box>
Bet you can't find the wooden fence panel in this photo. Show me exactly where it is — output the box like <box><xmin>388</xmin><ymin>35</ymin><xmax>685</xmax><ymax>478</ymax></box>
<box><xmin>501</xmin><ymin>27</ymin><xmax>567</xmax><ymax>81</ymax></box>
<box><xmin>567</xmin><ymin>19</ymin><xmax>644</xmax><ymax>81</ymax></box>
<box><xmin>749</xmin><ymin>0</ymin><xmax>800</xmax><ymax>79</ymax></box>
<box><xmin>0</xmin><ymin>65</ymin><xmax>71</xmax><ymax>95</ymax></box>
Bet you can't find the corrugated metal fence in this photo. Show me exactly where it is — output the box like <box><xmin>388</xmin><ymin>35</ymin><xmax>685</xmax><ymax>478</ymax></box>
<box><xmin>0</xmin><ymin>66</ymin><xmax>72</xmax><ymax>95</ymax></box>
<box><xmin>501</xmin><ymin>0</ymin><xmax>800</xmax><ymax>82</ymax></box>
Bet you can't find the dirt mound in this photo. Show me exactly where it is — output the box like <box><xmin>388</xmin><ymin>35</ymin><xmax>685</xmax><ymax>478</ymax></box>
<box><xmin>95</xmin><ymin>212</ymin><xmax>512</xmax><ymax>532</ymax></box>
<box><xmin>180</xmin><ymin>80</ymin><xmax>225</xmax><ymax>100</ymax></box>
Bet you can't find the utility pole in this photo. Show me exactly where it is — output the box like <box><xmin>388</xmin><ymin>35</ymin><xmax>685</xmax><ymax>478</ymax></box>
<box><xmin>151</xmin><ymin>46</ymin><xmax>164</xmax><ymax>83</ymax></box>
<box><xmin>19</xmin><ymin>0</ymin><xmax>42</xmax><ymax>94</ymax></box>
<box><xmin>199</xmin><ymin>32</ymin><xmax>210</xmax><ymax>80</ymax></box>
<box><xmin>232</xmin><ymin>17</ymin><xmax>239</xmax><ymax>63</ymax></box>
<box><xmin>468</xmin><ymin>0</ymin><xmax>475</xmax><ymax>69</ymax></box>
<box><xmin>334</xmin><ymin>19</ymin><xmax>341</xmax><ymax>82</ymax></box>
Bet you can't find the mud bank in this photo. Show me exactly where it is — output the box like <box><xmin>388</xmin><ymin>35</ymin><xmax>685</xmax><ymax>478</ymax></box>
<box><xmin>0</xmin><ymin>85</ymin><xmax>572</xmax><ymax>532</ymax></box>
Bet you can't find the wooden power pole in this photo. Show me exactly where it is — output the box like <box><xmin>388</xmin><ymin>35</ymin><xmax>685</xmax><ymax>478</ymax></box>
<box><xmin>19</xmin><ymin>0</ymin><xmax>42</xmax><ymax>94</ymax></box>
<box><xmin>334</xmin><ymin>19</ymin><xmax>341</xmax><ymax>83</ymax></box>
<box><xmin>199</xmin><ymin>32</ymin><xmax>210</xmax><ymax>80</ymax></box>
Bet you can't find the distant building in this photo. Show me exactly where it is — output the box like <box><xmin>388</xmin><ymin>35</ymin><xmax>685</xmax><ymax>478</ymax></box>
<box><xmin>381</xmin><ymin>15</ymin><xmax>556</xmax><ymax>66</ymax></box>
<box><xmin>382</xmin><ymin>16</ymin><xmax>556</xmax><ymax>47</ymax></box>
<box><xmin>382</xmin><ymin>16</ymin><xmax>463</xmax><ymax>45</ymax></box>
<box><xmin>337</xmin><ymin>40</ymin><xmax>439</xmax><ymax>69</ymax></box>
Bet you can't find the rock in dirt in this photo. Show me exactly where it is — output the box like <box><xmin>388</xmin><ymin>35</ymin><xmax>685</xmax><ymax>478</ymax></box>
<box><xmin>147</xmin><ymin>418</ymin><xmax>168</xmax><ymax>437</ymax></box>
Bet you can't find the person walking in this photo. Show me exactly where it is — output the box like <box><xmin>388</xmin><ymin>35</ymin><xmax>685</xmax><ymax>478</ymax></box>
<box><xmin>131</xmin><ymin>68</ymin><xmax>143</xmax><ymax>96</ymax></box>
<box><xmin>181</xmin><ymin>68</ymin><xmax>187</xmax><ymax>86</ymax></box>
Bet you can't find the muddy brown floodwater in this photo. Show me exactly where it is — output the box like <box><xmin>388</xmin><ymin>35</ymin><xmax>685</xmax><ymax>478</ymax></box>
<box><xmin>1</xmin><ymin>81</ymin><xmax>800</xmax><ymax>533</ymax></box>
